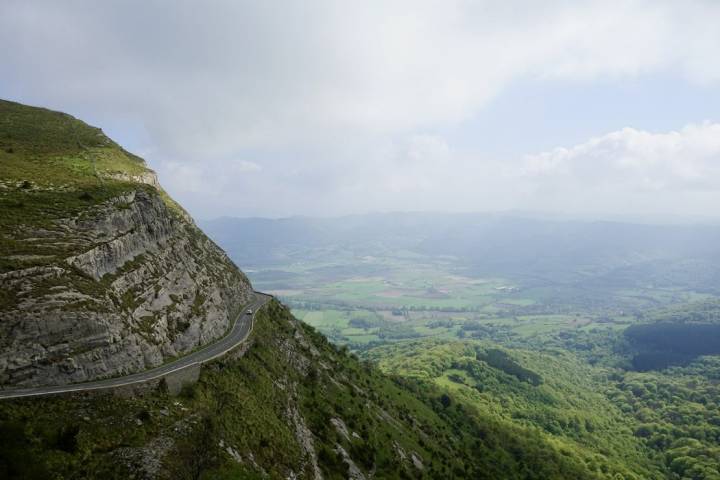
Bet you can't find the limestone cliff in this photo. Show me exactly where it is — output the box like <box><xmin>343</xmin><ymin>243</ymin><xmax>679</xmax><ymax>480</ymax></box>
<box><xmin>0</xmin><ymin>99</ymin><xmax>253</xmax><ymax>387</ymax></box>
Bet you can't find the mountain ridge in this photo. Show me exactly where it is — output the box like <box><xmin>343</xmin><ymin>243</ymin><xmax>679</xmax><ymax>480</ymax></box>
<box><xmin>0</xmin><ymin>99</ymin><xmax>253</xmax><ymax>387</ymax></box>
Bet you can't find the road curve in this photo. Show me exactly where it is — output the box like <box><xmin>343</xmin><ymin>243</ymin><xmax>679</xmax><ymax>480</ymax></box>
<box><xmin>0</xmin><ymin>292</ymin><xmax>272</xmax><ymax>400</ymax></box>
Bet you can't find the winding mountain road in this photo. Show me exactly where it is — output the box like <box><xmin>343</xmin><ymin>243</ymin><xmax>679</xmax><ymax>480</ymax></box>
<box><xmin>0</xmin><ymin>292</ymin><xmax>272</xmax><ymax>400</ymax></box>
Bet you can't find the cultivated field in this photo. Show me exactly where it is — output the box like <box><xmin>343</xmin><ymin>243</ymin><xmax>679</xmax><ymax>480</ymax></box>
<box><xmin>246</xmin><ymin>251</ymin><xmax>707</xmax><ymax>349</ymax></box>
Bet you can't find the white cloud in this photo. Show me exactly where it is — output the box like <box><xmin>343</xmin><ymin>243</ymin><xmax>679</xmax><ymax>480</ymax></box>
<box><xmin>232</xmin><ymin>161</ymin><xmax>262</xmax><ymax>174</ymax></box>
<box><xmin>523</xmin><ymin>123</ymin><xmax>720</xmax><ymax>190</ymax></box>
<box><xmin>519</xmin><ymin>123</ymin><xmax>720</xmax><ymax>215</ymax></box>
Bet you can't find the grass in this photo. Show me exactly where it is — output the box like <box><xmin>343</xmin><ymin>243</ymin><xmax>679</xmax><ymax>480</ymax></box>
<box><xmin>282</xmin><ymin>291</ymin><xmax>637</xmax><ymax>349</ymax></box>
<box><xmin>0</xmin><ymin>100</ymin><xmax>154</xmax><ymax>206</ymax></box>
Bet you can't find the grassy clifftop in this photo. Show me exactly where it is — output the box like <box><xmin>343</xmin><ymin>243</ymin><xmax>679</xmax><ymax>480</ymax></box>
<box><xmin>0</xmin><ymin>98</ymin><xmax>148</xmax><ymax>185</ymax></box>
<box><xmin>0</xmin><ymin>99</ymin><xmax>159</xmax><ymax>273</ymax></box>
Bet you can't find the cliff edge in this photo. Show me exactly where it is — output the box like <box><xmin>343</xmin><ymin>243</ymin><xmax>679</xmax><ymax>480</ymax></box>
<box><xmin>0</xmin><ymin>99</ymin><xmax>253</xmax><ymax>387</ymax></box>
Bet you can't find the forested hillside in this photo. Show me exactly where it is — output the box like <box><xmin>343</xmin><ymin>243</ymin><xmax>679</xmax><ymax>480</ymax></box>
<box><xmin>360</xmin><ymin>302</ymin><xmax>720</xmax><ymax>480</ymax></box>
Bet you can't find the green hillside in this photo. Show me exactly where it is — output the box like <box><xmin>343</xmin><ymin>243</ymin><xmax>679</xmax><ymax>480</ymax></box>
<box><xmin>362</xmin><ymin>311</ymin><xmax>720</xmax><ymax>480</ymax></box>
<box><xmin>0</xmin><ymin>301</ymin><xmax>621</xmax><ymax>479</ymax></box>
<box><xmin>365</xmin><ymin>339</ymin><xmax>662</xmax><ymax>478</ymax></box>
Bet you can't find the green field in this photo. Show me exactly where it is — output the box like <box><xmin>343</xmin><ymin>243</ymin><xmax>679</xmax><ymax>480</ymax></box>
<box><xmin>245</xmin><ymin>251</ymin><xmax>710</xmax><ymax>350</ymax></box>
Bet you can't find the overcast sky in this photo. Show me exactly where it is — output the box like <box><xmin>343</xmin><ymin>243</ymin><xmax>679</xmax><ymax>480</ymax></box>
<box><xmin>2</xmin><ymin>1</ymin><xmax>720</xmax><ymax>220</ymax></box>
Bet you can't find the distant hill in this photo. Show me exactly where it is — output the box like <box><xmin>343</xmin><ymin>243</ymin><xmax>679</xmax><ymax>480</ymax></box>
<box><xmin>201</xmin><ymin>213</ymin><xmax>720</xmax><ymax>292</ymax></box>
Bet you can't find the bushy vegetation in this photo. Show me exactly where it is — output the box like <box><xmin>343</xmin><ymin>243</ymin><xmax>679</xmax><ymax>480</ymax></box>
<box><xmin>608</xmin><ymin>361</ymin><xmax>720</xmax><ymax>480</ymax></box>
<box><xmin>366</xmin><ymin>339</ymin><xmax>661</xmax><ymax>479</ymax></box>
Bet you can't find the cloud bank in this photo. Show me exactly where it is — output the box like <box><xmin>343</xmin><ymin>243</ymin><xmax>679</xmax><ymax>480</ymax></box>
<box><xmin>1</xmin><ymin>1</ymin><xmax>719</xmax><ymax>218</ymax></box>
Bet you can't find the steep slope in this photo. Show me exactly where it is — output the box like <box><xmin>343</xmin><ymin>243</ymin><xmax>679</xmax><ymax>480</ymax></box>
<box><xmin>0</xmin><ymin>100</ymin><xmax>253</xmax><ymax>387</ymax></box>
<box><xmin>0</xmin><ymin>301</ymin><xmax>612</xmax><ymax>479</ymax></box>
<box><xmin>365</xmin><ymin>339</ymin><xmax>664</xmax><ymax>479</ymax></box>
<box><xmin>0</xmin><ymin>100</ymin><xmax>649</xmax><ymax>479</ymax></box>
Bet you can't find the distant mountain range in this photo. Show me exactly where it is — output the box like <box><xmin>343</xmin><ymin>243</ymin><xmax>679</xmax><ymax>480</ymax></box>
<box><xmin>201</xmin><ymin>213</ymin><xmax>720</xmax><ymax>292</ymax></box>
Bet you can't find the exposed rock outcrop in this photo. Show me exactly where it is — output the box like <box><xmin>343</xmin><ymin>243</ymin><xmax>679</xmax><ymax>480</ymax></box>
<box><xmin>0</xmin><ymin>186</ymin><xmax>252</xmax><ymax>387</ymax></box>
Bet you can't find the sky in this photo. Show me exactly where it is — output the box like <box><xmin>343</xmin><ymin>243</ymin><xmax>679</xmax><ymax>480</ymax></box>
<box><xmin>1</xmin><ymin>0</ymin><xmax>720</xmax><ymax>220</ymax></box>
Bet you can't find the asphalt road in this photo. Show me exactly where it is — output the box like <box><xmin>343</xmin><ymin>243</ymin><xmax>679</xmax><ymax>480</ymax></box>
<box><xmin>0</xmin><ymin>292</ymin><xmax>272</xmax><ymax>400</ymax></box>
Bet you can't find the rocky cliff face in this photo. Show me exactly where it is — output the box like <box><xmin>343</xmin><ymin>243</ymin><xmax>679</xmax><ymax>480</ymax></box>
<box><xmin>0</xmin><ymin>302</ymin><xmax>445</xmax><ymax>479</ymax></box>
<box><xmin>0</xmin><ymin>100</ymin><xmax>253</xmax><ymax>387</ymax></box>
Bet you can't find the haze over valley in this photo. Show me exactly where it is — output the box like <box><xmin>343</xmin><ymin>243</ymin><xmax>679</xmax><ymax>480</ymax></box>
<box><xmin>3</xmin><ymin>1</ymin><xmax>720</xmax><ymax>479</ymax></box>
